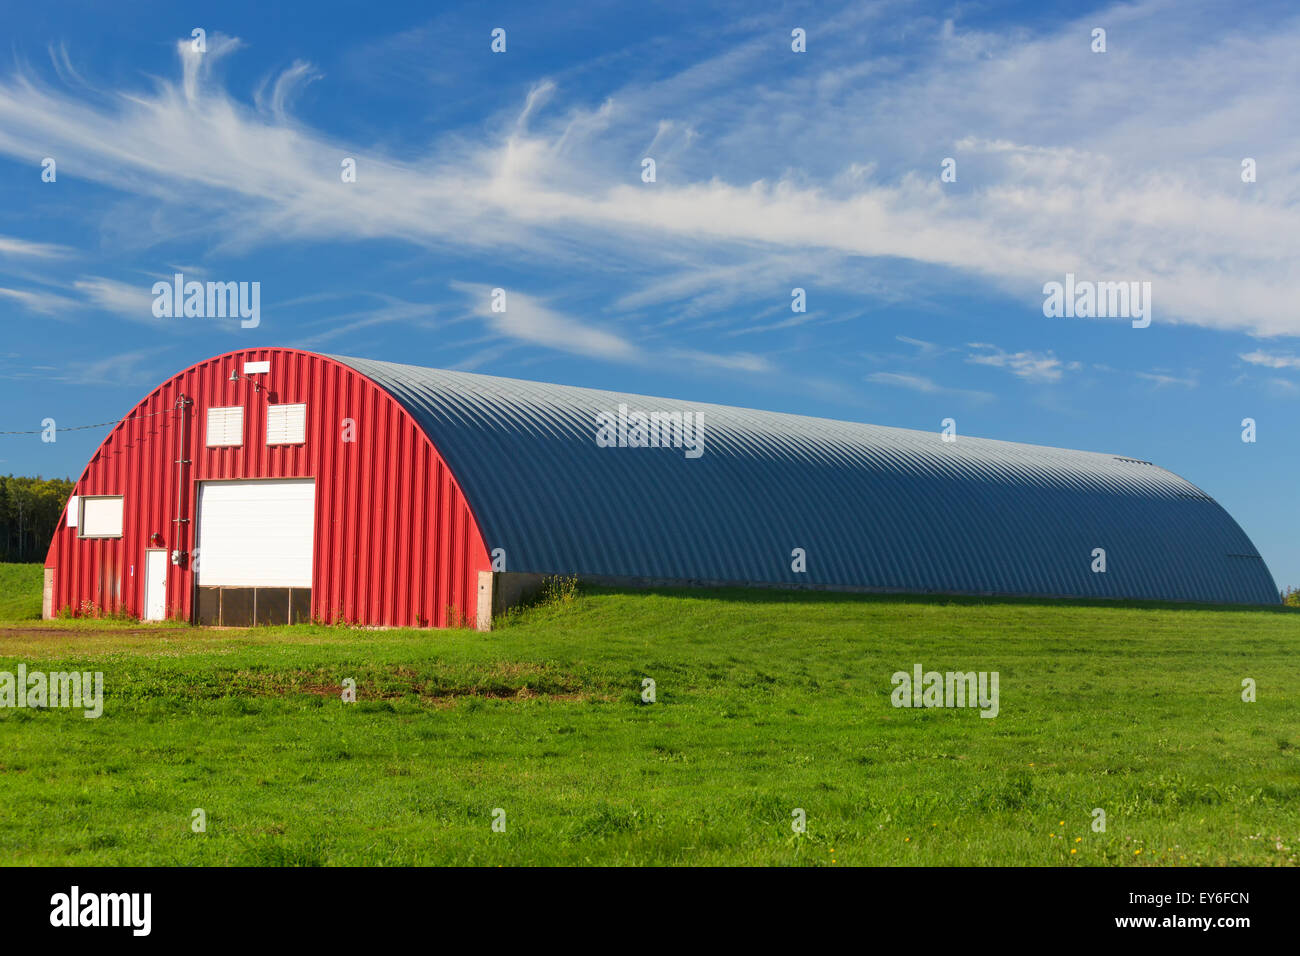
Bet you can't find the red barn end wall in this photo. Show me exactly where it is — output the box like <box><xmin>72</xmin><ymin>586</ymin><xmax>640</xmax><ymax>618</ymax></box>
<box><xmin>43</xmin><ymin>348</ymin><xmax>491</xmax><ymax>628</ymax></box>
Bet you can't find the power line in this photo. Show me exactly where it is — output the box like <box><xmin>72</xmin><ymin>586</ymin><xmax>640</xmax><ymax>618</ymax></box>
<box><xmin>0</xmin><ymin>403</ymin><xmax>178</xmax><ymax>437</ymax></box>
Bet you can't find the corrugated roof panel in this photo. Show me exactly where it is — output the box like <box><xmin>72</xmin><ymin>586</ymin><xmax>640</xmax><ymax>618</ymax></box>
<box><xmin>331</xmin><ymin>354</ymin><xmax>1279</xmax><ymax>605</ymax></box>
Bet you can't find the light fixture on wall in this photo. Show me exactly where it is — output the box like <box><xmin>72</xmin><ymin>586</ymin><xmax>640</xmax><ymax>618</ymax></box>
<box><xmin>228</xmin><ymin>369</ymin><xmax>263</xmax><ymax>392</ymax></box>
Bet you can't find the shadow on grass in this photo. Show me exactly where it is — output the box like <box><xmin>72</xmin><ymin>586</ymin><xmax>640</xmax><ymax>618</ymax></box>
<box><xmin>577</xmin><ymin>584</ymin><xmax>1297</xmax><ymax>615</ymax></box>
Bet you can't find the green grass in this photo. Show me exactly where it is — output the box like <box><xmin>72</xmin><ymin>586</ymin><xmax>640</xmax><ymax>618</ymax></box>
<box><xmin>1</xmin><ymin>567</ymin><xmax>1298</xmax><ymax>866</ymax></box>
<box><xmin>0</xmin><ymin>563</ymin><xmax>42</xmax><ymax>620</ymax></box>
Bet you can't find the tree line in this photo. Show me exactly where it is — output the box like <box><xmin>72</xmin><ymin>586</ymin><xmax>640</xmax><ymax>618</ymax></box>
<box><xmin>0</xmin><ymin>474</ymin><xmax>75</xmax><ymax>562</ymax></box>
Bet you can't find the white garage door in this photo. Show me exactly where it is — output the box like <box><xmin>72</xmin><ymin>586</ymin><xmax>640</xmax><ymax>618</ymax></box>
<box><xmin>196</xmin><ymin>479</ymin><xmax>315</xmax><ymax>587</ymax></box>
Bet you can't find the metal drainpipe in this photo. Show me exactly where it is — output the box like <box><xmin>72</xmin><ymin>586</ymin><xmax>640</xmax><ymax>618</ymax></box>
<box><xmin>172</xmin><ymin>394</ymin><xmax>192</xmax><ymax>618</ymax></box>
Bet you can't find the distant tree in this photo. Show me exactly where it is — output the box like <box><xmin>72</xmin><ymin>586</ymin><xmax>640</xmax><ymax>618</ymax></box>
<box><xmin>0</xmin><ymin>475</ymin><xmax>75</xmax><ymax>562</ymax></box>
<box><xmin>1284</xmin><ymin>587</ymin><xmax>1300</xmax><ymax>608</ymax></box>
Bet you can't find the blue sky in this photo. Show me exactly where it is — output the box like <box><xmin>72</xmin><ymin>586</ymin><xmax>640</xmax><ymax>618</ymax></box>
<box><xmin>0</xmin><ymin>0</ymin><xmax>1296</xmax><ymax>590</ymax></box>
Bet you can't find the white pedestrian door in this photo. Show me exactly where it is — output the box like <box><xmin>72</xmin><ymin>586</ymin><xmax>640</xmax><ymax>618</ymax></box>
<box><xmin>144</xmin><ymin>550</ymin><xmax>168</xmax><ymax>621</ymax></box>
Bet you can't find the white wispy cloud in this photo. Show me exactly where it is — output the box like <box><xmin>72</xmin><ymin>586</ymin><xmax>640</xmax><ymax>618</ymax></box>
<box><xmin>73</xmin><ymin>277</ymin><xmax>160</xmax><ymax>325</ymax></box>
<box><xmin>1</xmin><ymin>275</ymin><xmax>215</xmax><ymax>328</ymax></box>
<box><xmin>52</xmin><ymin>348</ymin><xmax>170</xmax><ymax>386</ymax></box>
<box><xmin>452</xmin><ymin>281</ymin><xmax>771</xmax><ymax>371</ymax></box>
<box><xmin>1137</xmin><ymin>370</ymin><xmax>1198</xmax><ymax>388</ymax></box>
<box><xmin>895</xmin><ymin>335</ymin><xmax>941</xmax><ymax>355</ymax></box>
<box><xmin>966</xmin><ymin>343</ymin><xmax>1081</xmax><ymax>384</ymax></box>
<box><xmin>867</xmin><ymin>371</ymin><xmax>944</xmax><ymax>393</ymax></box>
<box><xmin>0</xmin><ymin>286</ymin><xmax>79</xmax><ymax>318</ymax></box>
<box><xmin>0</xmin><ymin>347</ymin><xmax>169</xmax><ymax>386</ymax></box>
<box><xmin>669</xmin><ymin>348</ymin><xmax>770</xmax><ymax>373</ymax></box>
<box><xmin>291</xmin><ymin>297</ymin><xmax>441</xmax><ymax>349</ymax></box>
<box><xmin>0</xmin><ymin>236</ymin><xmax>70</xmax><ymax>258</ymax></box>
<box><xmin>1265</xmin><ymin>377</ymin><xmax>1298</xmax><ymax>396</ymax></box>
<box><xmin>866</xmin><ymin>370</ymin><xmax>992</xmax><ymax>402</ymax></box>
<box><xmin>0</xmin><ymin>2</ymin><xmax>1293</xmax><ymax>345</ymax></box>
<box><xmin>454</xmin><ymin>282</ymin><xmax>639</xmax><ymax>362</ymax></box>
<box><xmin>724</xmin><ymin>312</ymin><xmax>821</xmax><ymax>337</ymax></box>
<box><xmin>1240</xmin><ymin>349</ymin><xmax>1300</xmax><ymax>369</ymax></box>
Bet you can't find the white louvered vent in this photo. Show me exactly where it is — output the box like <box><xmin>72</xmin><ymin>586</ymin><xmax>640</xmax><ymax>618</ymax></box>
<box><xmin>266</xmin><ymin>403</ymin><xmax>307</xmax><ymax>445</ymax></box>
<box><xmin>206</xmin><ymin>406</ymin><xmax>244</xmax><ymax>447</ymax></box>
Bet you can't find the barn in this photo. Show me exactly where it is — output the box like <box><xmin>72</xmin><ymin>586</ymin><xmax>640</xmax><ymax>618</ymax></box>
<box><xmin>43</xmin><ymin>347</ymin><xmax>1280</xmax><ymax>627</ymax></box>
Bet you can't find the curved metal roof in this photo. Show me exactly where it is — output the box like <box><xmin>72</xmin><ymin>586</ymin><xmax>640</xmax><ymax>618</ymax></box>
<box><xmin>330</xmin><ymin>353</ymin><xmax>1279</xmax><ymax>605</ymax></box>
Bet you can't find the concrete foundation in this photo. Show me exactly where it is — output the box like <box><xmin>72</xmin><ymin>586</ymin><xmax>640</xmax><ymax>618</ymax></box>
<box><xmin>476</xmin><ymin>571</ymin><xmax>548</xmax><ymax>631</ymax></box>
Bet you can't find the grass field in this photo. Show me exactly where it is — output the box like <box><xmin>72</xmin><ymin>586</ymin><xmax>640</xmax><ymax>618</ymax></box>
<box><xmin>1</xmin><ymin>562</ymin><xmax>1298</xmax><ymax>866</ymax></box>
<box><xmin>0</xmin><ymin>564</ymin><xmax>42</xmax><ymax>621</ymax></box>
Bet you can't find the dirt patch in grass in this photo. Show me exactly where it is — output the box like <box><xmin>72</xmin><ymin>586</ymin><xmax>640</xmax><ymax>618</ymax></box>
<box><xmin>219</xmin><ymin>664</ymin><xmax>607</xmax><ymax>705</ymax></box>
<box><xmin>298</xmin><ymin>680</ymin><xmax>598</xmax><ymax>705</ymax></box>
<box><xmin>0</xmin><ymin>626</ymin><xmax>191</xmax><ymax>640</ymax></box>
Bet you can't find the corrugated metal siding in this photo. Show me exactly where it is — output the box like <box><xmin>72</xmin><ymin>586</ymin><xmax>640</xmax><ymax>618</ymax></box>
<box><xmin>332</xmin><ymin>354</ymin><xmax>1280</xmax><ymax>605</ymax></box>
<box><xmin>45</xmin><ymin>349</ymin><xmax>490</xmax><ymax>626</ymax></box>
